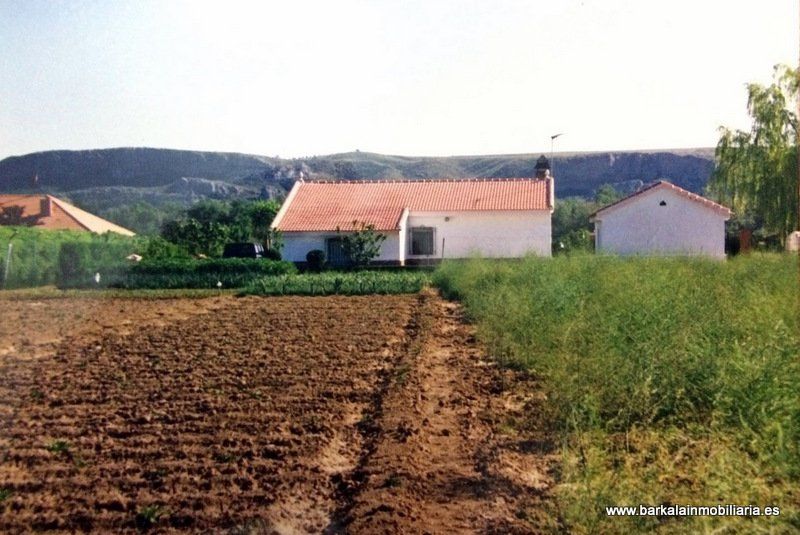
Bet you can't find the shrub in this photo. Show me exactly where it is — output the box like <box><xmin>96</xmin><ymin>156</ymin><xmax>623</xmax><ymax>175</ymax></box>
<box><xmin>141</xmin><ymin>236</ymin><xmax>189</xmax><ymax>260</ymax></box>
<box><xmin>118</xmin><ymin>258</ymin><xmax>297</xmax><ymax>289</ymax></box>
<box><xmin>56</xmin><ymin>239</ymin><xmax>133</xmax><ymax>288</ymax></box>
<box><xmin>0</xmin><ymin>227</ymin><xmax>138</xmax><ymax>288</ymax></box>
<box><xmin>306</xmin><ymin>249</ymin><xmax>325</xmax><ymax>272</ymax></box>
<box><xmin>337</xmin><ymin>221</ymin><xmax>386</xmax><ymax>268</ymax></box>
<box><xmin>242</xmin><ymin>271</ymin><xmax>429</xmax><ymax>296</ymax></box>
<box><xmin>263</xmin><ymin>248</ymin><xmax>282</xmax><ymax>261</ymax></box>
<box><xmin>57</xmin><ymin>242</ymin><xmax>89</xmax><ymax>285</ymax></box>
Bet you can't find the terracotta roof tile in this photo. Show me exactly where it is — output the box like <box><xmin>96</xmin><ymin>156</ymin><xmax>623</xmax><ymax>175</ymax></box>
<box><xmin>590</xmin><ymin>180</ymin><xmax>732</xmax><ymax>219</ymax></box>
<box><xmin>0</xmin><ymin>194</ymin><xmax>136</xmax><ymax>236</ymax></box>
<box><xmin>274</xmin><ymin>179</ymin><xmax>552</xmax><ymax>232</ymax></box>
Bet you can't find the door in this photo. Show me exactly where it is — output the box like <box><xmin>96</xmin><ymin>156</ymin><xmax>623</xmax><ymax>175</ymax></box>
<box><xmin>326</xmin><ymin>237</ymin><xmax>349</xmax><ymax>267</ymax></box>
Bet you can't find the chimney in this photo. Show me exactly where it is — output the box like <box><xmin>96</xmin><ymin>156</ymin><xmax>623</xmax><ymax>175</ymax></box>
<box><xmin>534</xmin><ymin>154</ymin><xmax>551</xmax><ymax>179</ymax></box>
<box><xmin>40</xmin><ymin>196</ymin><xmax>52</xmax><ymax>217</ymax></box>
<box><xmin>534</xmin><ymin>155</ymin><xmax>554</xmax><ymax>208</ymax></box>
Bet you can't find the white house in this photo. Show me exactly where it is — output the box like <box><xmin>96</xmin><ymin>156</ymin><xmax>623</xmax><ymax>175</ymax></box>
<box><xmin>271</xmin><ymin>167</ymin><xmax>554</xmax><ymax>266</ymax></box>
<box><xmin>589</xmin><ymin>180</ymin><xmax>732</xmax><ymax>258</ymax></box>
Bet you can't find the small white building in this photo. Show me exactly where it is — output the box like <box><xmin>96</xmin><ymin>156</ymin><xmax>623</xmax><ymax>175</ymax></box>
<box><xmin>271</xmin><ymin>172</ymin><xmax>554</xmax><ymax>266</ymax></box>
<box><xmin>590</xmin><ymin>180</ymin><xmax>731</xmax><ymax>258</ymax></box>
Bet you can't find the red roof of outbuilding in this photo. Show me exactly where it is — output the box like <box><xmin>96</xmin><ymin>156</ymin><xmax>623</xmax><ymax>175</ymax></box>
<box><xmin>589</xmin><ymin>180</ymin><xmax>732</xmax><ymax>220</ymax></box>
<box><xmin>0</xmin><ymin>194</ymin><xmax>136</xmax><ymax>236</ymax></box>
<box><xmin>273</xmin><ymin>179</ymin><xmax>552</xmax><ymax>232</ymax></box>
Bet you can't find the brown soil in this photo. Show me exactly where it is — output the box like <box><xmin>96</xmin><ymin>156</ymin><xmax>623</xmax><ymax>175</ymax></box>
<box><xmin>0</xmin><ymin>292</ymin><xmax>556</xmax><ymax>533</ymax></box>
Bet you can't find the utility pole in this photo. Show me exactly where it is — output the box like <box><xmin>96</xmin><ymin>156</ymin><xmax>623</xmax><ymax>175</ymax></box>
<box><xmin>550</xmin><ymin>133</ymin><xmax>564</xmax><ymax>177</ymax></box>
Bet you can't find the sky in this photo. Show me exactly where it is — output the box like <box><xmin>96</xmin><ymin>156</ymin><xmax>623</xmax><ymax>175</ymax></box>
<box><xmin>0</xmin><ymin>0</ymin><xmax>797</xmax><ymax>160</ymax></box>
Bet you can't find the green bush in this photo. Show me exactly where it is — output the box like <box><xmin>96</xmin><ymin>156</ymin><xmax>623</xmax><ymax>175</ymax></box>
<box><xmin>56</xmin><ymin>238</ymin><xmax>134</xmax><ymax>288</ymax></box>
<box><xmin>0</xmin><ymin>227</ymin><xmax>138</xmax><ymax>289</ymax></box>
<box><xmin>119</xmin><ymin>258</ymin><xmax>297</xmax><ymax>289</ymax></box>
<box><xmin>57</xmin><ymin>242</ymin><xmax>88</xmax><ymax>285</ymax></box>
<box><xmin>305</xmin><ymin>249</ymin><xmax>325</xmax><ymax>272</ymax></box>
<box><xmin>141</xmin><ymin>236</ymin><xmax>189</xmax><ymax>260</ymax></box>
<box><xmin>263</xmin><ymin>248</ymin><xmax>282</xmax><ymax>261</ymax></box>
<box><xmin>243</xmin><ymin>271</ymin><xmax>429</xmax><ymax>295</ymax></box>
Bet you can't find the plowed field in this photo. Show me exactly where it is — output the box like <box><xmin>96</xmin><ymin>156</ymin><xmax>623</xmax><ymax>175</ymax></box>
<box><xmin>0</xmin><ymin>293</ymin><xmax>554</xmax><ymax>533</ymax></box>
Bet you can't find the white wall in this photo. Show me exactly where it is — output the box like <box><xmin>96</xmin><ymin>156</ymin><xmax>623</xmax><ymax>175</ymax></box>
<box><xmin>594</xmin><ymin>188</ymin><xmax>728</xmax><ymax>258</ymax></box>
<box><xmin>281</xmin><ymin>231</ymin><xmax>401</xmax><ymax>262</ymax></box>
<box><xmin>406</xmin><ymin>210</ymin><xmax>551</xmax><ymax>258</ymax></box>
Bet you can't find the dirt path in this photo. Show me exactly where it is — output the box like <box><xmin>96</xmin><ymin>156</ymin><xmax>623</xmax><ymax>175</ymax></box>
<box><xmin>340</xmin><ymin>293</ymin><xmax>557</xmax><ymax>534</ymax></box>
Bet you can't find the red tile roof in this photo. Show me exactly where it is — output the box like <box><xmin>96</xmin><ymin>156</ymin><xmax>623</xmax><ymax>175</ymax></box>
<box><xmin>273</xmin><ymin>179</ymin><xmax>552</xmax><ymax>232</ymax></box>
<box><xmin>0</xmin><ymin>194</ymin><xmax>135</xmax><ymax>236</ymax></box>
<box><xmin>589</xmin><ymin>180</ymin><xmax>732</xmax><ymax>220</ymax></box>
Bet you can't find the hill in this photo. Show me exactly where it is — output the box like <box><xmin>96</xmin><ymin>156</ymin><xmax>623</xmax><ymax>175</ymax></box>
<box><xmin>0</xmin><ymin>147</ymin><xmax>715</xmax><ymax>204</ymax></box>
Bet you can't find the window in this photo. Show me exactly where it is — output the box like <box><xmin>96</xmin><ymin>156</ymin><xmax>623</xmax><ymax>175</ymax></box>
<box><xmin>410</xmin><ymin>227</ymin><xmax>435</xmax><ymax>255</ymax></box>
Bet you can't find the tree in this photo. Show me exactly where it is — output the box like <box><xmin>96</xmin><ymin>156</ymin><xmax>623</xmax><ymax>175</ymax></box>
<box><xmin>245</xmin><ymin>200</ymin><xmax>282</xmax><ymax>250</ymax></box>
<box><xmin>594</xmin><ymin>184</ymin><xmax>623</xmax><ymax>206</ymax></box>
<box><xmin>709</xmin><ymin>65</ymin><xmax>799</xmax><ymax>243</ymax></box>
<box><xmin>552</xmin><ymin>197</ymin><xmax>594</xmax><ymax>253</ymax></box>
<box><xmin>100</xmin><ymin>202</ymin><xmax>183</xmax><ymax>235</ymax></box>
<box><xmin>337</xmin><ymin>221</ymin><xmax>386</xmax><ymax>268</ymax></box>
<box><xmin>161</xmin><ymin>218</ymin><xmax>231</xmax><ymax>257</ymax></box>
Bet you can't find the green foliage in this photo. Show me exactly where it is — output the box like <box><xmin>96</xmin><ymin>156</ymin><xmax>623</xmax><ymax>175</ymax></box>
<box><xmin>336</xmin><ymin>221</ymin><xmax>387</xmax><ymax>268</ymax></box>
<box><xmin>159</xmin><ymin>199</ymin><xmax>283</xmax><ymax>256</ymax></box>
<box><xmin>710</xmin><ymin>65</ymin><xmax>799</xmax><ymax>242</ymax></box>
<box><xmin>436</xmin><ymin>255</ymin><xmax>798</xmax><ymax>433</ymax></box>
<box><xmin>120</xmin><ymin>258</ymin><xmax>296</xmax><ymax>289</ymax></box>
<box><xmin>552</xmin><ymin>188</ymin><xmax>621</xmax><ymax>254</ymax></box>
<box><xmin>552</xmin><ymin>197</ymin><xmax>595</xmax><ymax>253</ymax></box>
<box><xmin>262</xmin><ymin>248</ymin><xmax>281</xmax><ymax>261</ymax></box>
<box><xmin>243</xmin><ymin>271</ymin><xmax>429</xmax><ymax>296</ymax></box>
<box><xmin>246</xmin><ymin>200</ymin><xmax>281</xmax><ymax>247</ymax></box>
<box><xmin>0</xmin><ymin>488</ymin><xmax>11</xmax><ymax>503</ymax></box>
<box><xmin>161</xmin><ymin>218</ymin><xmax>231</xmax><ymax>257</ymax></box>
<box><xmin>0</xmin><ymin>226</ymin><xmax>138</xmax><ymax>289</ymax></box>
<box><xmin>306</xmin><ymin>249</ymin><xmax>326</xmax><ymax>272</ymax></box>
<box><xmin>140</xmin><ymin>236</ymin><xmax>190</xmax><ymax>260</ymax></box>
<box><xmin>434</xmin><ymin>255</ymin><xmax>799</xmax><ymax>532</ymax></box>
<box><xmin>57</xmin><ymin>239</ymin><xmax>133</xmax><ymax>288</ymax></box>
<box><xmin>96</xmin><ymin>201</ymin><xmax>183</xmax><ymax>235</ymax></box>
<box><xmin>594</xmin><ymin>183</ymin><xmax>623</xmax><ymax>205</ymax></box>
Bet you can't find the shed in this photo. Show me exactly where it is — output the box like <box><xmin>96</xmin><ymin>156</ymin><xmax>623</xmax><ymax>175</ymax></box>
<box><xmin>589</xmin><ymin>181</ymin><xmax>731</xmax><ymax>258</ymax></box>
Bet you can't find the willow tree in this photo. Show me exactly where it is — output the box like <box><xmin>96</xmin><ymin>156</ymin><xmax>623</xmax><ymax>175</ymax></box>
<box><xmin>709</xmin><ymin>65</ymin><xmax>799</xmax><ymax>243</ymax></box>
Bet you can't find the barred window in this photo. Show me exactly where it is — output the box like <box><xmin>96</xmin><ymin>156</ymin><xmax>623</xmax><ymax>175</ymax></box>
<box><xmin>410</xmin><ymin>227</ymin><xmax>434</xmax><ymax>255</ymax></box>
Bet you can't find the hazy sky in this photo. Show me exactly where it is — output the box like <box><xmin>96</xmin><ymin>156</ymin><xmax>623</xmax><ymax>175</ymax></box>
<box><xmin>1</xmin><ymin>0</ymin><xmax>797</xmax><ymax>160</ymax></box>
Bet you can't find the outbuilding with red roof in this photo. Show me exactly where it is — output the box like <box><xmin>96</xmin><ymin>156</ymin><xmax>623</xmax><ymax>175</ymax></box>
<box><xmin>589</xmin><ymin>180</ymin><xmax>731</xmax><ymax>258</ymax></box>
<box><xmin>0</xmin><ymin>194</ymin><xmax>135</xmax><ymax>236</ymax></box>
<box><xmin>272</xmin><ymin>160</ymin><xmax>555</xmax><ymax>265</ymax></box>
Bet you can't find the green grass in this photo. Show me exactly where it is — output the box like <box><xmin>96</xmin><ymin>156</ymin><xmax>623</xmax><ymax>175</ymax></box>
<box><xmin>434</xmin><ymin>253</ymin><xmax>800</xmax><ymax>533</ymax></box>
<box><xmin>242</xmin><ymin>271</ymin><xmax>430</xmax><ymax>296</ymax></box>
